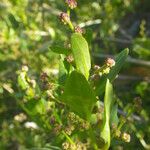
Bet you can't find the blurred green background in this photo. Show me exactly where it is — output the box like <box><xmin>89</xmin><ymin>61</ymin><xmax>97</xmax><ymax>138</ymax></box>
<box><xmin>0</xmin><ymin>0</ymin><xmax>150</xmax><ymax>149</ymax></box>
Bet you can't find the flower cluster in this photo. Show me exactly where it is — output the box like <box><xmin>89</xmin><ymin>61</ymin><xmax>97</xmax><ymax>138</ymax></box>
<box><xmin>75</xmin><ymin>26</ymin><xmax>83</xmax><ymax>34</ymax></box>
<box><xmin>60</xmin><ymin>12</ymin><xmax>70</xmax><ymax>25</ymax></box>
<box><xmin>59</xmin><ymin>0</ymin><xmax>83</xmax><ymax>33</ymax></box>
<box><xmin>65</xmin><ymin>0</ymin><xmax>77</xmax><ymax>9</ymax></box>
<box><xmin>106</xmin><ymin>58</ymin><xmax>116</xmax><ymax>68</ymax></box>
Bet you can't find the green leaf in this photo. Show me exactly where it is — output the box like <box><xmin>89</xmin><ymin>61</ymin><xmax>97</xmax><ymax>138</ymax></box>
<box><xmin>50</xmin><ymin>45</ymin><xmax>70</xmax><ymax>55</ymax></box>
<box><xmin>100</xmin><ymin>79</ymin><xmax>113</xmax><ymax>150</ymax></box>
<box><xmin>110</xmin><ymin>104</ymin><xmax>119</xmax><ymax>126</ymax></box>
<box><xmin>23</xmin><ymin>98</ymin><xmax>46</xmax><ymax>116</ymax></box>
<box><xmin>84</xmin><ymin>29</ymin><xmax>93</xmax><ymax>45</ymax></box>
<box><xmin>108</xmin><ymin>48</ymin><xmax>129</xmax><ymax>81</ymax></box>
<box><xmin>28</xmin><ymin>146</ymin><xmax>61</xmax><ymax>150</ymax></box>
<box><xmin>95</xmin><ymin>48</ymin><xmax>129</xmax><ymax>96</ymax></box>
<box><xmin>71</xmin><ymin>33</ymin><xmax>91</xmax><ymax>79</ymax></box>
<box><xmin>58</xmin><ymin>54</ymin><xmax>74</xmax><ymax>86</ymax></box>
<box><xmin>18</xmin><ymin>72</ymin><xmax>29</xmax><ymax>90</ymax></box>
<box><xmin>61</xmin><ymin>71</ymin><xmax>96</xmax><ymax>120</ymax></box>
<box><xmin>58</xmin><ymin>57</ymin><xmax>68</xmax><ymax>85</ymax></box>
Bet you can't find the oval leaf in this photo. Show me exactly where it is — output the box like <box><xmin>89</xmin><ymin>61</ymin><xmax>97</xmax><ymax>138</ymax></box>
<box><xmin>61</xmin><ymin>71</ymin><xmax>96</xmax><ymax>120</ymax></box>
<box><xmin>71</xmin><ymin>33</ymin><xmax>91</xmax><ymax>79</ymax></box>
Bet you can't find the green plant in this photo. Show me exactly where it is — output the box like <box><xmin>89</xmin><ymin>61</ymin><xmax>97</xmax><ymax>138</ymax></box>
<box><xmin>1</xmin><ymin>0</ymin><xmax>150</xmax><ymax>150</ymax></box>
<box><xmin>14</xmin><ymin>1</ymin><xmax>150</xmax><ymax>150</ymax></box>
<box><xmin>16</xmin><ymin>1</ymin><xmax>131</xmax><ymax>150</ymax></box>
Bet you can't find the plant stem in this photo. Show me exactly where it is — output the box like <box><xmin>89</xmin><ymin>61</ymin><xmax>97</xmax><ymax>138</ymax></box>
<box><xmin>67</xmin><ymin>8</ymin><xmax>74</xmax><ymax>31</ymax></box>
<box><xmin>89</xmin><ymin>126</ymin><xmax>99</xmax><ymax>150</ymax></box>
<box><xmin>68</xmin><ymin>21</ymin><xmax>74</xmax><ymax>31</ymax></box>
<box><xmin>62</xmin><ymin>131</ymin><xmax>75</xmax><ymax>145</ymax></box>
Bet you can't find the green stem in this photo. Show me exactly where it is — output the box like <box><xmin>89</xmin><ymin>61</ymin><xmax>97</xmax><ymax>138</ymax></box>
<box><xmin>67</xmin><ymin>8</ymin><xmax>74</xmax><ymax>31</ymax></box>
<box><xmin>62</xmin><ymin>131</ymin><xmax>75</xmax><ymax>145</ymax></box>
<box><xmin>67</xmin><ymin>9</ymin><xmax>70</xmax><ymax>16</ymax></box>
<box><xmin>89</xmin><ymin>126</ymin><xmax>99</xmax><ymax>150</ymax></box>
<box><xmin>118</xmin><ymin>108</ymin><xmax>134</xmax><ymax>131</ymax></box>
<box><xmin>95</xmin><ymin>64</ymin><xmax>107</xmax><ymax>74</ymax></box>
<box><xmin>68</xmin><ymin>21</ymin><xmax>74</xmax><ymax>31</ymax></box>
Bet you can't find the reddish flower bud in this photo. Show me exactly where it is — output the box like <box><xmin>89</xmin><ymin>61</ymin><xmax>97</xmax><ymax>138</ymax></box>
<box><xmin>66</xmin><ymin>0</ymin><xmax>77</xmax><ymax>9</ymax></box>
<box><xmin>40</xmin><ymin>72</ymin><xmax>48</xmax><ymax>81</ymax></box>
<box><xmin>65</xmin><ymin>55</ymin><xmax>74</xmax><ymax>63</ymax></box>
<box><xmin>106</xmin><ymin>58</ymin><xmax>115</xmax><ymax>67</ymax></box>
<box><xmin>75</xmin><ymin>26</ymin><xmax>83</xmax><ymax>34</ymax></box>
<box><xmin>60</xmin><ymin>12</ymin><xmax>70</xmax><ymax>24</ymax></box>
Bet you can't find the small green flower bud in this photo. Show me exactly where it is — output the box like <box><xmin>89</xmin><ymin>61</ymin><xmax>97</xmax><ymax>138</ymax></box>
<box><xmin>68</xmin><ymin>112</ymin><xmax>78</xmax><ymax>124</ymax></box>
<box><xmin>80</xmin><ymin>121</ymin><xmax>90</xmax><ymax>131</ymax></box>
<box><xmin>62</xmin><ymin>142</ymin><xmax>70</xmax><ymax>150</ymax></box>
<box><xmin>14</xmin><ymin>113</ymin><xmax>27</xmax><ymax>122</ymax></box>
<box><xmin>64</xmin><ymin>125</ymin><xmax>75</xmax><ymax>135</ymax></box>
<box><xmin>122</xmin><ymin>132</ymin><xmax>131</xmax><ymax>143</ymax></box>
<box><xmin>76</xmin><ymin>142</ymin><xmax>87</xmax><ymax>150</ymax></box>
<box><xmin>106</xmin><ymin>58</ymin><xmax>115</xmax><ymax>67</ymax></box>
<box><xmin>114</xmin><ymin>129</ymin><xmax>121</xmax><ymax>138</ymax></box>
<box><xmin>102</xmin><ymin>67</ymin><xmax>110</xmax><ymax>74</ymax></box>
<box><xmin>94</xmin><ymin>65</ymin><xmax>100</xmax><ymax>71</ymax></box>
<box><xmin>75</xmin><ymin>26</ymin><xmax>83</xmax><ymax>34</ymax></box>
<box><xmin>30</xmin><ymin>79</ymin><xmax>36</xmax><ymax>88</ymax></box>
<box><xmin>60</xmin><ymin>12</ymin><xmax>70</xmax><ymax>24</ymax></box>
<box><xmin>53</xmin><ymin>124</ymin><xmax>62</xmax><ymax>135</ymax></box>
<box><xmin>22</xmin><ymin>65</ymin><xmax>28</xmax><ymax>72</ymax></box>
<box><xmin>66</xmin><ymin>0</ymin><xmax>77</xmax><ymax>9</ymax></box>
<box><xmin>117</xmin><ymin>130</ymin><xmax>121</xmax><ymax>138</ymax></box>
<box><xmin>70</xmin><ymin>144</ymin><xmax>77</xmax><ymax>150</ymax></box>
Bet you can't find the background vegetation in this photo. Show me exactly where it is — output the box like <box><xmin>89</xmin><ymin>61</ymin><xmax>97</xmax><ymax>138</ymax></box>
<box><xmin>0</xmin><ymin>0</ymin><xmax>150</xmax><ymax>149</ymax></box>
